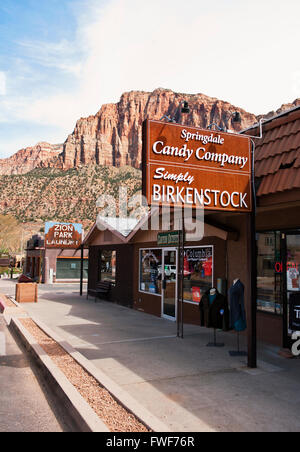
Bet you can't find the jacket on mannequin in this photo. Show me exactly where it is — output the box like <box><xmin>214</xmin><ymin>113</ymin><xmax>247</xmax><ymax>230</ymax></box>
<box><xmin>199</xmin><ymin>288</ymin><xmax>229</xmax><ymax>330</ymax></box>
<box><xmin>229</xmin><ymin>279</ymin><xmax>247</xmax><ymax>332</ymax></box>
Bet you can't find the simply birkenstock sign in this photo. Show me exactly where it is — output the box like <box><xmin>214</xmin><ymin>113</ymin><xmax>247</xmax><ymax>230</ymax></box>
<box><xmin>142</xmin><ymin>119</ymin><xmax>252</xmax><ymax>212</ymax></box>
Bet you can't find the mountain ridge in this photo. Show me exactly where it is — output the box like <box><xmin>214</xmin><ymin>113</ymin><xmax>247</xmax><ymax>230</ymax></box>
<box><xmin>0</xmin><ymin>88</ymin><xmax>258</xmax><ymax>175</ymax></box>
<box><xmin>2</xmin><ymin>90</ymin><xmax>299</xmax><ymax>177</ymax></box>
<box><xmin>0</xmin><ymin>142</ymin><xmax>63</xmax><ymax>176</ymax></box>
<box><xmin>0</xmin><ymin>88</ymin><xmax>299</xmax><ymax>239</ymax></box>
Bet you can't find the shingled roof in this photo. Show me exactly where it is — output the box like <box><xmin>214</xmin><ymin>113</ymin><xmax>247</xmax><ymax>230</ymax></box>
<box><xmin>245</xmin><ymin>106</ymin><xmax>300</xmax><ymax>197</ymax></box>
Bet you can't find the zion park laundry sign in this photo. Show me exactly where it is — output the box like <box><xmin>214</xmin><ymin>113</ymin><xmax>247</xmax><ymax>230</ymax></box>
<box><xmin>45</xmin><ymin>222</ymin><xmax>83</xmax><ymax>249</ymax></box>
<box><xmin>142</xmin><ymin>119</ymin><xmax>252</xmax><ymax>212</ymax></box>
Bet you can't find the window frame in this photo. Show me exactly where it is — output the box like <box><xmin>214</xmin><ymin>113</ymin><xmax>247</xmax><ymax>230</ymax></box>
<box><xmin>138</xmin><ymin>245</ymin><xmax>214</xmax><ymax>303</ymax></box>
<box><xmin>182</xmin><ymin>245</ymin><xmax>214</xmax><ymax>306</ymax></box>
<box><xmin>256</xmin><ymin>230</ymin><xmax>282</xmax><ymax>316</ymax></box>
<box><xmin>99</xmin><ymin>249</ymin><xmax>117</xmax><ymax>286</ymax></box>
<box><xmin>139</xmin><ymin>247</ymin><xmax>163</xmax><ymax>297</ymax></box>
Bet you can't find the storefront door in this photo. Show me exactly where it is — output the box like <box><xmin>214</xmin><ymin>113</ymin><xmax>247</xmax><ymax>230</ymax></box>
<box><xmin>161</xmin><ymin>249</ymin><xmax>177</xmax><ymax>321</ymax></box>
<box><xmin>283</xmin><ymin>233</ymin><xmax>300</xmax><ymax>347</ymax></box>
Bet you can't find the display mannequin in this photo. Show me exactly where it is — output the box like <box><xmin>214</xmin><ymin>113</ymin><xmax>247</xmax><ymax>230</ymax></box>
<box><xmin>199</xmin><ymin>288</ymin><xmax>229</xmax><ymax>329</ymax></box>
<box><xmin>229</xmin><ymin>279</ymin><xmax>246</xmax><ymax>331</ymax></box>
<box><xmin>202</xmin><ymin>287</ymin><xmax>226</xmax><ymax>347</ymax></box>
<box><xmin>209</xmin><ymin>288</ymin><xmax>217</xmax><ymax>305</ymax></box>
<box><xmin>229</xmin><ymin>279</ymin><xmax>247</xmax><ymax>357</ymax></box>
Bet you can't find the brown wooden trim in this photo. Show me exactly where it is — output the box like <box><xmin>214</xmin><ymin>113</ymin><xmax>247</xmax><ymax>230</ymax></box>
<box><xmin>257</xmin><ymin>189</ymin><xmax>300</xmax><ymax>207</ymax></box>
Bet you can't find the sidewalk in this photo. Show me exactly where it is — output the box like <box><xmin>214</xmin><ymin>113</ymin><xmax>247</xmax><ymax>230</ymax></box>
<box><xmin>2</xmin><ymin>279</ymin><xmax>300</xmax><ymax>432</ymax></box>
<box><xmin>0</xmin><ymin>313</ymin><xmax>66</xmax><ymax>432</ymax></box>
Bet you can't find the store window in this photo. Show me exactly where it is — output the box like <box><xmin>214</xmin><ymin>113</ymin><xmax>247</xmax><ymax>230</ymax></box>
<box><xmin>100</xmin><ymin>250</ymin><xmax>116</xmax><ymax>284</ymax></box>
<box><xmin>183</xmin><ymin>247</ymin><xmax>213</xmax><ymax>303</ymax></box>
<box><xmin>140</xmin><ymin>249</ymin><xmax>162</xmax><ymax>294</ymax></box>
<box><xmin>56</xmin><ymin>258</ymin><xmax>88</xmax><ymax>280</ymax></box>
<box><xmin>257</xmin><ymin>231</ymin><xmax>282</xmax><ymax>314</ymax></box>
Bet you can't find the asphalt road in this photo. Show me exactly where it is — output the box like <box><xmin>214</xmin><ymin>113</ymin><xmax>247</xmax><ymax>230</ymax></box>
<box><xmin>0</xmin><ymin>314</ymin><xmax>69</xmax><ymax>432</ymax></box>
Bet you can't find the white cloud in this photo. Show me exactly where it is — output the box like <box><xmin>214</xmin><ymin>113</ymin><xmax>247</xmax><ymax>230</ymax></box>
<box><xmin>16</xmin><ymin>39</ymin><xmax>83</xmax><ymax>76</ymax></box>
<box><xmin>0</xmin><ymin>72</ymin><xmax>6</xmax><ymax>96</ymax></box>
<box><xmin>2</xmin><ymin>0</ymin><xmax>300</xmax><ymax>157</ymax></box>
<box><xmin>25</xmin><ymin>1</ymin><xmax>300</xmax><ymax>117</ymax></box>
<box><xmin>69</xmin><ymin>0</ymin><xmax>300</xmax><ymax>115</ymax></box>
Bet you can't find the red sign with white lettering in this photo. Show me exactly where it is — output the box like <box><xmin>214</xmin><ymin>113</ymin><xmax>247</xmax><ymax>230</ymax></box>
<box><xmin>142</xmin><ymin>119</ymin><xmax>252</xmax><ymax>212</ymax></box>
<box><xmin>45</xmin><ymin>222</ymin><xmax>83</xmax><ymax>249</ymax></box>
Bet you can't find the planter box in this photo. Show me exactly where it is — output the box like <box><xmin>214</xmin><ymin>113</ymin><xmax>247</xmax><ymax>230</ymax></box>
<box><xmin>15</xmin><ymin>283</ymin><xmax>38</xmax><ymax>303</ymax></box>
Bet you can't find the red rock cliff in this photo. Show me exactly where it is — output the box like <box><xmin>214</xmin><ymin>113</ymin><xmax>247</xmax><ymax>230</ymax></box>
<box><xmin>0</xmin><ymin>142</ymin><xmax>63</xmax><ymax>175</ymax></box>
<box><xmin>61</xmin><ymin>88</ymin><xmax>257</xmax><ymax>170</ymax></box>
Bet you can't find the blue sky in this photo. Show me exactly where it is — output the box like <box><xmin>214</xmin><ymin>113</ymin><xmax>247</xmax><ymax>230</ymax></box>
<box><xmin>1</xmin><ymin>0</ymin><xmax>300</xmax><ymax>158</ymax></box>
<box><xmin>0</xmin><ymin>0</ymin><xmax>86</xmax><ymax>155</ymax></box>
<box><xmin>45</xmin><ymin>222</ymin><xmax>83</xmax><ymax>234</ymax></box>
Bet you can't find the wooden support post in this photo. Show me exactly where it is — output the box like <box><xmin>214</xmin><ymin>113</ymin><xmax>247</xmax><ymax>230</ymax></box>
<box><xmin>80</xmin><ymin>245</ymin><xmax>84</xmax><ymax>297</ymax></box>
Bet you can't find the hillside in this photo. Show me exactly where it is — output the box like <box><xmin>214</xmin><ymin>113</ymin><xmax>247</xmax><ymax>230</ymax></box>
<box><xmin>0</xmin><ymin>165</ymin><xmax>142</xmax><ymax>230</ymax></box>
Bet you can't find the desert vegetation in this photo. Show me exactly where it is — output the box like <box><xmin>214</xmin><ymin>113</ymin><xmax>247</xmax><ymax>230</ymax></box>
<box><xmin>0</xmin><ymin>165</ymin><xmax>142</xmax><ymax>231</ymax></box>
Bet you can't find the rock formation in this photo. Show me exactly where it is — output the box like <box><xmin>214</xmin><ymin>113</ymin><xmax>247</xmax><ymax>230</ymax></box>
<box><xmin>0</xmin><ymin>142</ymin><xmax>63</xmax><ymax>175</ymax></box>
<box><xmin>0</xmin><ymin>89</ymin><xmax>258</xmax><ymax>175</ymax></box>
<box><xmin>3</xmin><ymin>89</ymin><xmax>298</xmax><ymax>176</ymax></box>
<box><xmin>61</xmin><ymin>88</ymin><xmax>257</xmax><ymax>170</ymax></box>
<box><xmin>261</xmin><ymin>98</ymin><xmax>300</xmax><ymax>120</ymax></box>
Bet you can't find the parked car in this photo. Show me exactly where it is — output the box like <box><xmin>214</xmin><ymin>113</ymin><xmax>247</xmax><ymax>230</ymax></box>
<box><xmin>158</xmin><ymin>265</ymin><xmax>176</xmax><ymax>280</ymax></box>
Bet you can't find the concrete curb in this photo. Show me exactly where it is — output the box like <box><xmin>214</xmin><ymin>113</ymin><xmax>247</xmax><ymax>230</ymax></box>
<box><xmin>0</xmin><ymin>297</ymin><xmax>6</xmax><ymax>313</ymax></box>
<box><xmin>0</xmin><ymin>293</ymin><xmax>20</xmax><ymax>311</ymax></box>
<box><xmin>29</xmin><ymin>315</ymin><xmax>171</xmax><ymax>433</ymax></box>
<box><xmin>8</xmin><ymin>316</ymin><xmax>110</xmax><ymax>433</ymax></box>
<box><xmin>6</xmin><ymin>296</ymin><xmax>19</xmax><ymax>308</ymax></box>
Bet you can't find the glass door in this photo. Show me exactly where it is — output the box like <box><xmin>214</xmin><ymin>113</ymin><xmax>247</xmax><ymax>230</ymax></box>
<box><xmin>286</xmin><ymin>234</ymin><xmax>300</xmax><ymax>338</ymax></box>
<box><xmin>161</xmin><ymin>249</ymin><xmax>177</xmax><ymax>321</ymax></box>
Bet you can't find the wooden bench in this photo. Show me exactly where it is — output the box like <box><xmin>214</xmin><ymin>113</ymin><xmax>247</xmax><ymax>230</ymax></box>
<box><xmin>87</xmin><ymin>281</ymin><xmax>111</xmax><ymax>302</ymax></box>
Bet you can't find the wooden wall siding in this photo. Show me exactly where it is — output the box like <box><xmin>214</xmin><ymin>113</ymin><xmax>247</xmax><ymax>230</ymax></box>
<box><xmin>88</xmin><ymin>245</ymin><xmax>134</xmax><ymax>307</ymax></box>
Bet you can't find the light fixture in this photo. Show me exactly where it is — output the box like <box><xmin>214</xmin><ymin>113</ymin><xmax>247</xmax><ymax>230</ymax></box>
<box><xmin>181</xmin><ymin>101</ymin><xmax>190</xmax><ymax>114</ymax></box>
<box><xmin>226</xmin><ymin>111</ymin><xmax>242</xmax><ymax>130</ymax></box>
<box><xmin>160</xmin><ymin>100</ymin><xmax>190</xmax><ymax>123</ymax></box>
<box><xmin>232</xmin><ymin>111</ymin><xmax>242</xmax><ymax>124</ymax></box>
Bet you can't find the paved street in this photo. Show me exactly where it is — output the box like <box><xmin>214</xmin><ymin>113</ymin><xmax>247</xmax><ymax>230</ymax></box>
<box><xmin>2</xmin><ymin>278</ymin><xmax>300</xmax><ymax>432</ymax></box>
<box><xmin>0</xmin><ymin>311</ymin><xmax>68</xmax><ymax>432</ymax></box>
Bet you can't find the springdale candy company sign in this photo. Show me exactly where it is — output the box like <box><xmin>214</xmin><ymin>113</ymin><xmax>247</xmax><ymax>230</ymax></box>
<box><xmin>142</xmin><ymin>120</ymin><xmax>252</xmax><ymax>212</ymax></box>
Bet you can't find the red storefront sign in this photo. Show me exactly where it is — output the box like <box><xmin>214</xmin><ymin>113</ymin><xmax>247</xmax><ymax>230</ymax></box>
<box><xmin>142</xmin><ymin>119</ymin><xmax>252</xmax><ymax>212</ymax></box>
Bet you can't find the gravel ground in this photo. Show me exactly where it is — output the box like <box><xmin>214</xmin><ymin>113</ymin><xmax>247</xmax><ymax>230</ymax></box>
<box><xmin>20</xmin><ymin>318</ymin><xmax>149</xmax><ymax>433</ymax></box>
